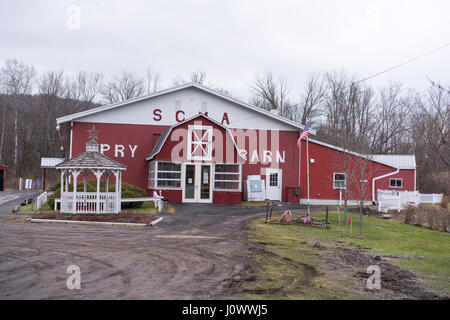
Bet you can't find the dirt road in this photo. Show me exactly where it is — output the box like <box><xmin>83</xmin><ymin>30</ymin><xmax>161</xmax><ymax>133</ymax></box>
<box><xmin>0</xmin><ymin>204</ymin><xmax>286</xmax><ymax>299</ymax></box>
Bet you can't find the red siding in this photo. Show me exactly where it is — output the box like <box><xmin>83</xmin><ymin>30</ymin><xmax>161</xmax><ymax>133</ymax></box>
<box><xmin>375</xmin><ymin>169</ymin><xmax>415</xmax><ymax>194</ymax></box>
<box><xmin>72</xmin><ymin>121</ymin><xmax>170</xmax><ymax>189</ymax></box>
<box><xmin>71</xmin><ymin>121</ymin><xmax>415</xmax><ymax>203</ymax></box>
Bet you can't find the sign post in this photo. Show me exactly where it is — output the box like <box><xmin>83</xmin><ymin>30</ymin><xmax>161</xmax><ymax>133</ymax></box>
<box><xmin>349</xmin><ymin>217</ymin><xmax>352</xmax><ymax>237</ymax></box>
<box><xmin>34</xmin><ymin>178</ymin><xmax>40</xmax><ymax>215</ymax></box>
<box><xmin>18</xmin><ymin>178</ymin><xmax>23</xmax><ymax>218</ymax></box>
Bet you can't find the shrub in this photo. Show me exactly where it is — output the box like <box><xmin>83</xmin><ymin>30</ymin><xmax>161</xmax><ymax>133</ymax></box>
<box><xmin>404</xmin><ymin>205</ymin><xmax>449</xmax><ymax>232</ymax></box>
<box><xmin>440</xmin><ymin>195</ymin><xmax>449</xmax><ymax>210</ymax></box>
<box><xmin>47</xmin><ymin>181</ymin><xmax>146</xmax><ymax>210</ymax></box>
<box><xmin>121</xmin><ymin>183</ymin><xmax>146</xmax><ymax>208</ymax></box>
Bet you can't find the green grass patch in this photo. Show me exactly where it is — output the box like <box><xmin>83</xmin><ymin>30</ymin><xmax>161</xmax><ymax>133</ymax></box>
<box><xmin>241</xmin><ymin>210</ymin><xmax>450</xmax><ymax>299</ymax></box>
<box><xmin>241</xmin><ymin>201</ymin><xmax>268</xmax><ymax>207</ymax></box>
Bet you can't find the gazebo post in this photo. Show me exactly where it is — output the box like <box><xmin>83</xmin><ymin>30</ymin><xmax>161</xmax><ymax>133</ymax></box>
<box><xmin>93</xmin><ymin>170</ymin><xmax>104</xmax><ymax>214</ymax></box>
<box><xmin>72</xmin><ymin>170</ymin><xmax>80</xmax><ymax>214</ymax></box>
<box><xmin>60</xmin><ymin>171</ymin><xmax>64</xmax><ymax>194</ymax></box>
<box><xmin>65</xmin><ymin>171</ymin><xmax>69</xmax><ymax>193</ymax></box>
<box><xmin>105</xmin><ymin>171</ymin><xmax>110</xmax><ymax>193</ymax></box>
<box><xmin>82</xmin><ymin>170</ymin><xmax>89</xmax><ymax>192</ymax></box>
<box><xmin>114</xmin><ymin>170</ymin><xmax>121</xmax><ymax>213</ymax></box>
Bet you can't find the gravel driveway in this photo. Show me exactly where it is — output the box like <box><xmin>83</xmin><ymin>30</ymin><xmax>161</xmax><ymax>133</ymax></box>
<box><xmin>0</xmin><ymin>203</ymin><xmax>288</xmax><ymax>299</ymax></box>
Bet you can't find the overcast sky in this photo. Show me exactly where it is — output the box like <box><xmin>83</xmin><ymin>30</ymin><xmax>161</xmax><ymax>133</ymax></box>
<box><xmin>1</xmin><ymin>0</ymin><xmax>449</xmax><ymax>101</ymax></box>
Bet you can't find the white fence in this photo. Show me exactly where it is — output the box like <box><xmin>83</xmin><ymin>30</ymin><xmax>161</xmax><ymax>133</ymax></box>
<box><xmin>61</xmin><ymin>192</ymin><xmax>120</xmax><ymax>214</ymax></box>
<box><xmin>377</xmin><ymin>190</ymin><xmax>443</xmax><ymax>213</ymax></box>
<box><xmin>419</xmin><ymin>193</ymin><xmax>444</xmax><ymax>204</ymax></box>
<box><xmin>36</xmin><ymin>192</ymin><xmax>48</xmax><ymax>210</ymax></box>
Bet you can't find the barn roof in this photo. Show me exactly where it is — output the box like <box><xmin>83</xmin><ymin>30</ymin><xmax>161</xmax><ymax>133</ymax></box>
<box><xmin>56</xmin><ymin>82</ymin><xmax>315</xmax><ymax>134</ymax></box>
<box><xmin>308</xmin><ymin>138</ymin><xmax>416</xmax><ymax>170</ymax></box>
<box><xmin>146</xmin><ymin>113</ymin><xmax>247</xmax><ymax>161</ymax></box>
<box><xmin>371</xmin><ymin>155</ymin><xmax>416</xmax><ymax>169</ymax></box>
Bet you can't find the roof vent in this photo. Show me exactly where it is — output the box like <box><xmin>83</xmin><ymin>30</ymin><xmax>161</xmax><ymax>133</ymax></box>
<box><xmin>86</xmin><ymin>140</ymin><xmax>99</xmax><ymax>152</ymax></box>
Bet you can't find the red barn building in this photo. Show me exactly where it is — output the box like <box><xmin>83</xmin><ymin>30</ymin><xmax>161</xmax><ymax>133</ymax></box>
<box><xmin>56</xmin><ymin>83</ymin><xmax>416</xmax><ymax>205</ymax></box>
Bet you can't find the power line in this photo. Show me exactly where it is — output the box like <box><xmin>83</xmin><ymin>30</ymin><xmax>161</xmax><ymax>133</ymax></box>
<box><xmin>353</xmin><ymin>42</ymin><xmax>450</xmax><ymax>85</ymax></box>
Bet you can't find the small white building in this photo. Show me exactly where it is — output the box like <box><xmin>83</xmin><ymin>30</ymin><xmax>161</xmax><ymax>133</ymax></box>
<box><xmin>56</xmin><ymin>136</ymin><xmax>126</xmax><ymax>214</ymax></box>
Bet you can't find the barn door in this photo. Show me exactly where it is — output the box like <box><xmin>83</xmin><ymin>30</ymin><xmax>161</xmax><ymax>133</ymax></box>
<box><xmin>182</xmin><ymin>163</ymin><xmax>212</xmax><ymax>203</ymax></box>
<box><xmin>266</xmin><ymin>168</ymin><xmax>282</xmax><ymax>201</ymax></box>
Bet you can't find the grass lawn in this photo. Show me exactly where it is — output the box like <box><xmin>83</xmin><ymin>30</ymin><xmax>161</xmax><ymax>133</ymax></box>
<box><xmin>241</xmin><ymin>209</ymin><xmax>450</xmax><ymax>299</ymax></box>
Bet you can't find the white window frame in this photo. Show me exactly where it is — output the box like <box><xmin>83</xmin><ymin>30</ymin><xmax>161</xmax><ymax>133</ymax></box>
<box><xmin>213</xmin><ymin>163</ymin><xmax>242</xmax><ymax>192</ymax></box>
<box><xmin>148</xmin><ymin>161</ymin><xmax>182</xmax><ymax>190</ymax></box>
<box><xmin>333</xmin><ymin>172</ymin><xmax>347</xmax><ymax>189</ymax></box>
<box><xmin>389</xmin><ymin>178</ymin><xmax>403</xmax><ymax>188</ymax></box>
<box><xmin>187</xmin><ymin>125</ymin><xmax>212</xmax><ymax>161</ymax></box>
<box><xmin>148</xmin><ymin>161</ymin><xmax>156</xmax><ymax>189</ymax></box>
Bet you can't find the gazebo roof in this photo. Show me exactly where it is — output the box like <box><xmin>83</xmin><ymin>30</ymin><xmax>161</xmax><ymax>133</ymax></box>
<box><xmin>56</xmin><ymin>140</ymin><xmax>126</xmax><ymax>170</ymax></box>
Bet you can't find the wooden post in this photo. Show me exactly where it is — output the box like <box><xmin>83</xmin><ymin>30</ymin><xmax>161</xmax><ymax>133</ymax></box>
<box><xmin>72</xmin><ymin>170</ymin><xmax>79</xmax><ymax>214</ymax></box>
<box><xmin>42</xmin><ymin>168</ymin><xmax>46</xmax><ymax>192</ymax></box>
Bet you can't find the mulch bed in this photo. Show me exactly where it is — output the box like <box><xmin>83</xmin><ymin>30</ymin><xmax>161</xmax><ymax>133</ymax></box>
<box><xmin>32</xmin><ymin>211</ymin><xmax>157</xmax><ymax>224</ymax></box>
<box><xmin>268</xmin><ymin>214</ymin><xmax>327</xmax><ymax>227</ymax></box>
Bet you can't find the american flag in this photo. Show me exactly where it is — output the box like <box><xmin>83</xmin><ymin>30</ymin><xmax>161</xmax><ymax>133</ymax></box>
<box><xmin>297</xmin><ymin>124</ymin><xmax>309</xmax><ymax>147</ymax></box>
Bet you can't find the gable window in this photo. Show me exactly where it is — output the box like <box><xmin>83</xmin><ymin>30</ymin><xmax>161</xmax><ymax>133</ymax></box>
<box><xmin>214</xmin><ymin>164</ymin><xmax>241</xmax><ymax>191</ymax></box>
<box><xmin>333</xmin><ymin>173</ymin><xmax>346</xmax><ymax>189</ymax></box>
<box><xmin>389</xmin><ymin>178</ymin><xmax>402</xmax><ymax>188</ymax></box>
<box><xmin>148</xmin><ymin>161</ymin><xmax>182</xmax><ymax>189</ymax></box>
<box><xmin>187</xmin><ymin>125</ymin><xmax>212</xmax><ymax>161</ymax></box>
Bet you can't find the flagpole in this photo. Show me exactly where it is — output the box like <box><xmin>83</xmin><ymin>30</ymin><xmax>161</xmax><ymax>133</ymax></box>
<box><xmin>307</xmin><ymin>134</ymin><xmax>310</xmax><ymax>217</ymax></box>
<box><xmin>298</xmin><ymin>135</ymin><xmax>301</xmax><ymax>189</ymax></box>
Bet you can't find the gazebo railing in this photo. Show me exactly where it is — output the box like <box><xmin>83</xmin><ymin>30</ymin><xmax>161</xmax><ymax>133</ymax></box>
<box><xmin>61</xmin><ymin>192</ymin><xmax>120</xmax><ymax>214</ymax></box>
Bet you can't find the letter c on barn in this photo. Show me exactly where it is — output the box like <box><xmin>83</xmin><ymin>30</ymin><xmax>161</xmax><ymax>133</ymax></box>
<box><xmin>176</xmin><ymin>110</ymin><xmax>185</xmax><ymax>123</ymax></box>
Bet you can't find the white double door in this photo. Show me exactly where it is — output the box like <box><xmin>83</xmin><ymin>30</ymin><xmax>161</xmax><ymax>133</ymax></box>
<box><xmin>182</xmin><ymin>163</ymin><xmax>213</xmax><ymax>203</ymax></box>
<box><xmin>266</xmin><ymin>168</ymin><xmax>282</xmax><ymax>201</ymax></box>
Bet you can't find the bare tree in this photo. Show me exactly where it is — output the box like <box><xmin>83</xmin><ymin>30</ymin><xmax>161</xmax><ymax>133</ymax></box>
<box><xmin>0</xmin><ymin>59</ymin><xmax>36</xmax><ymax>176</ymax></box>
<box><xmin>408</xmin><ymin>82</ymin><xmax>449</xmax><ymax>193</ymax></box>
<box><xmin>296</xmin><ymin>72</ymin><xmax>326</xmax><ymax>125</ymax></box>
<box><xmin>0</xmin><ymin>94</ymin><xmax>7</xmax><ymax>164</ymax></box>
<box><xmin>145</xmin><ymin>66</ymin><xmax>160</xmax><ymax>93</ymax></box>
<box><xmin>66</xmin><ymin>71</ymin><xmax>103</xmax><ymax>109</ymax></box>
<box><xmin>102</xmin><ymin>71</ymin><xmax>145</xmax><ymax>104</ymax></box>
<box><xmin>322</xmin><ymin>72</ymin><xmax>376</xmax><ymax>224</ymax></box>
<box><xmin>190</xmin><ymin>69</ymin><xmax>207</xmax><ymax>84</ymax></box>
<box><xmin>250</xmin><ymin>71</ymin><xmax>292</xmax><ymax>116</ymax></box>
<box><xmin>370</xmin><ymin>83</ymin><xmax>409</xmax><ymax>153</ymax></box>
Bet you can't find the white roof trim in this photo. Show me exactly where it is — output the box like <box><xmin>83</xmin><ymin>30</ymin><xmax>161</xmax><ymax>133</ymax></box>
<box><xmin>145</xmin><ymin>113</ymin><xmax>247</xmax><ymax>161</ymax></box>
<box><xmin>56</xmin><ymin>82</ymin><xmax>315</xmax><ymax>134</ymax></box>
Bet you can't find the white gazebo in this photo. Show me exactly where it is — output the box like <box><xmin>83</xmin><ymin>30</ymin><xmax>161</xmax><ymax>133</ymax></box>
<box><xmin>56</xmin><ymin>131</ymin><xmax>126</xmax><ymax>214</ymax></box>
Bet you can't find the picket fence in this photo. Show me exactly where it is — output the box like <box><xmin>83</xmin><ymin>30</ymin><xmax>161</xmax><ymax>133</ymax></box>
<box><xmin>377</xmin><ymin>189</ymin><xmax>443</xmax><ymax>213</ymax></box>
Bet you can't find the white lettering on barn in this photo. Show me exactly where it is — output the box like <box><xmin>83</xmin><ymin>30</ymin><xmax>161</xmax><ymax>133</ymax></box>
<box><xmin>101</xmin><ymin>144</ymin><xmax>138</xmax><ymax>158</ymax></box>
<box><xmin>128</xmin><ymin>144</ymin><xmax>138</xmax><ymax>158</ymax></box>
<box><xmin>251</xmin><ymin>150</ymin><xmax>259</xmax><ymax>163</ymax></box>
<box><xmin>263</xmin><ymin>150</ymin><xmax>272</xmax><ymax>163</ymax></box>
<box><xmin>276</xmin><ymin>151</ymin><xmax>285</xmax><ymax>163</ymax></box>
<box><xmin>115</xmin><ymin>144</ymin><xmax>125</xmax><ymax>157</ymax></box>
<box><xmin>248</xmin><ymin>150</ymin><xmax>285</xmax><ymax>164</ymax></box>
<box><xmin>100</xmin><ymin>144</ymin><xmax>110</xmax><ymax>154</ymax></box>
